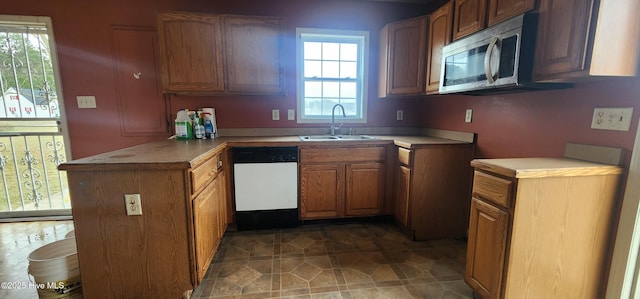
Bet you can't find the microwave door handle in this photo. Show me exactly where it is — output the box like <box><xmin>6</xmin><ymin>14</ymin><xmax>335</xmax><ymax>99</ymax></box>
<box><xmin>484</xmin><ymin>37</ymin><xmax>499</xmax><ymax>84</ymax></box>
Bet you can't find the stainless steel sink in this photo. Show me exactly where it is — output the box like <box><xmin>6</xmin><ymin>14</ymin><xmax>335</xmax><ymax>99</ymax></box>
<box><xmin>299</xmin><ymin>135</ymin><xmax>378</xmax><ymax>141</ymax></box>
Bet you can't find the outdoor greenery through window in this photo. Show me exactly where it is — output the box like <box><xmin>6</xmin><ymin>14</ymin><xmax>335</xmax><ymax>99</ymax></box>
<box><xmin>296</xmin><ymin>28</ymin><xmax>369</xmax><ymax>123</ymax></box>
<box><xmin>0</xmin><ymin>16</ymin><xmax>69</xmax><ymax>216</ymax></box>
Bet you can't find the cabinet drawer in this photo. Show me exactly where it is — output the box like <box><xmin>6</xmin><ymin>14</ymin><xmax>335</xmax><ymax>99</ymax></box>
<box><xmin>301</xmin><ymin>147</ymin><xmax>386</xmax><ymax>163</ymax></box>
<box><xmin>472</xmin><ymin>171</ymin><xmax>513</xmax><ymax>208</ymax></box>
<box><xmin>398</xmin><ymin>148</ymin><xmax>412</xmax><ymax>166</ymax></box>
<box><xmin>191</xmin><ymin>156</ymin><xmax>219</xmax><ymax>195</ymax></box>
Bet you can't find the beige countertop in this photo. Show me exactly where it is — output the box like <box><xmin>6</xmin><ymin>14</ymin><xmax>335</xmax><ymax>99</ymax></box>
<box><xmin>471</xmin><ymin>157</ymin><xmax>623</xmax><ymax>179</ymax></box>
<box><xmin>59</xmin><ymin>134</ymin><xmax>472</xmax><ymax>171</ymax></box>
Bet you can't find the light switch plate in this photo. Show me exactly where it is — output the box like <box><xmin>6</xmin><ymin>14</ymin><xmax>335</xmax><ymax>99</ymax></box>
<box><xmin>76</xmin><ymin>96</ymin><xmax>96</xmax><ymax>109</ymax></box>
<box><xmin>288</xmin><ymin>109</ymin><xmax>295</xmax><ymax>120</ymax></box>
<box><xmin>272</xmin><ymin>109</ymin><xmax>280</xmax><ymax>121</ymax></box>
<box><xmin>591</xmin><ymin>107</ymin><xmax>633</xmax><ymax>131</ymax></box>
<box><xmin>465</xmin><ymin>109</ymin><xmax>473</xmax><ymax>123</ymax></box>
<box><xmin>396</xmin><ymin>110</ymin><xmax>403</xmax><ymax>121</ymax></box>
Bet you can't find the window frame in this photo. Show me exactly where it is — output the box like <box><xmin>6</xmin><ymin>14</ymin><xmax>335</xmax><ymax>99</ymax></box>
<box><xmin>295</xmin><ymin>27</ymin><xmax>369</xmax><ymax>124</ymax></box>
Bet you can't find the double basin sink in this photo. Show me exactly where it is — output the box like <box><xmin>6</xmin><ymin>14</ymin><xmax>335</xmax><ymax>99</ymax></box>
<box><xmin>299</xmin><ymin>135</ymin><xmax>378</xmax><ymax>141</ymax></box>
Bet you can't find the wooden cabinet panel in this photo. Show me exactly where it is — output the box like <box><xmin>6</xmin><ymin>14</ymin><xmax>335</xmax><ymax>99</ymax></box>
<box><xmin>300</xmin><ymin>147</ymin><xmax>385</xmax><ymax>164</ymax></box>
<box><xmin>472</xmin><ymin>171</ymin><xmax>513</xmax><ymax>208</ymax></box>
<box><xmin>426</xmin><ymin>1</ymin><xmax>453</xmax><ymax>94</ymax></box>
<box><xmin>193</xmin><ymin>177</ymin><xmax>219</xmax><ymax>282</ymax></box>
<box><xmin>394</xmin><ymin>165</ymin><xmax>411</xmax><ymax>227</ymax></box>
<box><xmin>346</xmin><ymin>163</ymin><xmax>385</xmax><ymax>216</ymax></box>
<box><xmin>532</xmin><ymin>0</ymin><xmax>595</xmax><ymax>80</ymax></box>
<box><xmin>465</xmin><ymin>197</ymin><xmax>509</xmax><ymax>299</ymax></box>
<box><xmin>379</xmin><ymin>16</ymin><xmax>428</xmax><ymax>96</ymax></box>
<box><xmin>300</xmin><ymin>164</ymin><xmax>344</xmax><ymax>219</ymax></box>
<box><xmin>215</xmin><ymin>171</ymin><xmax>228</xmax><ymax>240</ymax></box>
<box><xmin>224</xmin><ymin>16</ymin><xmax>284</xmax><ymax>94</ymax></box>
<box><xmin>191</xmin><ymin>157</ymin><xmax>218</xmax><ymax>195</ymax></box>
<box><xmin>157</xmin><ymin>12</ymin><xmax>225</xmax><ymax>93</ymax></box>
<box><xmin>487</xmin><ymin>0</ymin><xmax>536</xmax><ymax>26</ymax></box>
<box><xmin>111</xmin><ymin>26</ymin><xmax>168</xmax><ymax>136</ymax></box>
<box><xmin>453</xmin><ymin>0</ymin><xmax>487</xmax><ymax>40</ymax></box>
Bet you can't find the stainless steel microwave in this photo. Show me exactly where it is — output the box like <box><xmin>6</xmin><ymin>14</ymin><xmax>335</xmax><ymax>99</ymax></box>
<box><xmin>439</xmin><ymin>13</ymin><xmax>571</xmax><ymax>95</ymax></box>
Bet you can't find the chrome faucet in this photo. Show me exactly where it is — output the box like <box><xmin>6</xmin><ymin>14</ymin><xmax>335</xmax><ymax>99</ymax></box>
<box><xmin>331</xmin><ymin>104</ymin><xmax>346</xmax><ymax>135</ymax></box>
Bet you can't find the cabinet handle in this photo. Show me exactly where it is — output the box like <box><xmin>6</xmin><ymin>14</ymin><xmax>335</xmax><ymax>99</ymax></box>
<box><xmin>484</xmin><ymin>37</ymin><xmax>500</xmax><ymax>84</ymax></box>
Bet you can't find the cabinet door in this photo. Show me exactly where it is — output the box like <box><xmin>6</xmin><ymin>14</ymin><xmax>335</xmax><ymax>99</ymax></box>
<box><xmin>157</xmin><ymin>12</ymin><xmax>225</xmax><ymax>93</ymax></box>
<box><xmin>394</xmin><ymin>165</ymin><xmax>411</xmax><ymax>227</ymax></box>
<box><xmin>111</xmin><ymin>26</ymin><xmax>168</xmax><ymax>136</ymax></box>
<box><xmin>532</xmin><ymin>0</ymin><xmax>596</xmax><ymax>81</ymax></box>
<box><xmin>487</xmin><ymin>0</ymin><xmax>536</xmax><ymax>26</ymax></box>
<box><xmin>465</xmin><ymin>198</ymin><xmax>509</xmax><ymax>299</ymax></box>
<box><xmin>215</xmin><ymin>171</ymin><xmax>227</xmax><ymax>240</ymax></box>
<box><xmin>346</xmin><ymin>163</ymin><xmax>385</xmax><ymax>216</ymax></box>
<box><xmin>300</xmin><ymin>164</ymin><xmax>344</xmax><ymax>219</ymax></box>
<box><xmin>386</xmin><ymin>16</ymin><xmax>428</xmax><ymax>95</ymax></box>
<box><xmin>453</xmin><ymin>0</ymin><xmax>487</xmax><ymax>40</ymax></box>
<box><xmin>193</xmin><ymin>178</ymin><xmax>219</xmax><ymax>283</ymax></box>
<box><xmin>426</xmin><ymin>1</ymin><xmax>453</xmax><ymax>94</ymax></box>
<box><xmin>224</xmin><ymin>16</ymin><xmax>284</xmax><ymax>95</ymax></box>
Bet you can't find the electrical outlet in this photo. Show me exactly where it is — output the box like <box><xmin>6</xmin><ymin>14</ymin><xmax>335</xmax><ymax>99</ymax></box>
<box><xmin>396</xmin><ymin>110</ymin><xmax>403</xmax><ymax>121</ymax></box>
<box><xmin>288</xmin><ymin>109</ymin><xmax>295</xmax><ymax>120</ymax></box>
<box><xmin>591</xmin><ymin>107</ymin><xmax>633</xmax><ymax>131</ymax></box>
<box><xmin>272</xmin><ymin>109</ymin><xmax>280</xmax><ymax>121</ymax></box>
<box><xmin>124</xmin><ymin>194</ymin><xmax>142</xmax><ymax>216</ymax></box>
<box><xmin>465</xmin><ymin>109</ymin><xmax>473</xmax><ymax>123</ymax></box>
<box><xmin>76</xmin><ymin>96</ymin><xmax>96</xmax><ymax>109</ymax></box>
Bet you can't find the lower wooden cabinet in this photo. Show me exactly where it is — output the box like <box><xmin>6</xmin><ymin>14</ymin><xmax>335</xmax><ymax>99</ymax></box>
<box><xmin>467</xmin><ymin>158</ymin><xmax>622</xmax><ymax>298</ymax></box>
<box><xmin>193</xmin><ymin>169</ymin><xmax>226</xmax><ymax>282</ymax></box>
<box><xmin>393</xmin><ymin>144</ymin><xmax>474</xmax><ymax>240</ymax></box>
<box><xmin>299</xmin><ymin>146</ymin><xmax>386</xmax><ymax>220</ymax></box>
<box><xmin>61</xmin><ymin>150</ymin><xmax>228</xmax><ymax>298</ymax></box>
<box><xmin>465</xmin><ymin>197</ymin><xmax>508</xmax><ymax>299</ymax></box>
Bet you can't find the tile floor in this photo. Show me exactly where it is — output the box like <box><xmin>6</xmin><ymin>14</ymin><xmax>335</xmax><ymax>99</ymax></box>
<box><xmin>0</xmin><ymin>220</ymin><xmax>472</xmax><ymax>299</ymax></box>
<box><xmin>192</xmin><ymin>221</ymin><xmax>473</xmax><ymax>299</ymax></box>
<box><xmin>0</xmin><ymin>220</ymin><xmax>75</xmax><ymax>299</ymax></box>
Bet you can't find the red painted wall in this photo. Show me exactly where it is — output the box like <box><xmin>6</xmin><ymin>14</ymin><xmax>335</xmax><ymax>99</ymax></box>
<box><xmin>419</xmin><ymin>76</ymin><xmax>640</xmax><ymax>169</ymax></box>
<box><xmin>0</xmin><ymin>0</ymin><xmax>430</xmax><ymax>158</ymax></box>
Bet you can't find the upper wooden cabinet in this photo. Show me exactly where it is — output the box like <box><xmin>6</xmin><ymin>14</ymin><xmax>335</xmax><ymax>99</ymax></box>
<box><xmin>157</xmin><ymin>12</ymin><xmax>225</xmax><ymax>94</ymax></box>
<box><xmin>224</xmin><ymin>16</ymin><xmax>284</xmax><ymax>94</ymax></box>
<box><xmin>452</xmin><ymin>0</ymin><xmax>486</xmax><ymax>40</ymax></box>
<box><xmin>426</xmin><ymin>1</ymin><xmax>453</xmax><ymax>94</ymax></box>
<box><xmin>487</xmin><ymin>0</ymin><xmax>536</xmax><ymax>26</ymax></box>
<box><xmin>533</xmin><ymin>0</ymin><xmax>640</xmax><ymax>81</ymax></box>
<box><xmin>452</xmin><ymin>0</ymin><xmax>534</xmax><ymax>41</ymax></box>
<box><xmin>378</xmin><ymin>16</ymin><xmax>428</xmax><ymax>97</ymax></box>
<box><xmin>157</xmin><ymin>12</ymin><xmax>284</xmax><ymax>95</ymax></box>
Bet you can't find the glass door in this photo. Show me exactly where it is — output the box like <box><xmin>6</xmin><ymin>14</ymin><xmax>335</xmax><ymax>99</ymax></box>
<box><xmin>0</xmin><ymin>16</ymin><xmax>71</xmax><ymax>218</ymax></box>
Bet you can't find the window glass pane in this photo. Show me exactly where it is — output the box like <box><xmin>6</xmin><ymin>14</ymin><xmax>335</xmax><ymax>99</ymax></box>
<box><xmin>321</xmin><ymin>99</ymin><xmax>338</xmax><ymax>115</ymax></box>
<box><xmin>340</xmin><ymin>82</ymin><xmax>357</xmax><ymax>98</ymax></box>
<box><xmin>340</xmin><ymin>61</ymin><xmax>357</xmax><ymax>79</ymax></box>
<box><xmin>304</xmin><ymin>97</ymin><xmax>322</xmax><ymax>115</ymax></box>
<box><xmin>304</xmin><ymin>42</ymin><xmax>322</xmax><ymax>60</ymax></box>
<box><xmin>322</xmin><ymin>42</ymin><xmax>340</xmax><ymax>60</ymax></box>
<box><xmin>340</xmin><ymin>43</ymin><xmax>358</xmax><ymax>61</ymax></box>
<box><xmin>340</xmin><ymin>101</ymin><xmax>357</xmax><ymax>116</ymax></box>
<box><xmin>304</xmin><ymin>81</ymin><xmax>322</xmax><ymax>97</ymax></box>
<box><xmin>322</xmin><ymin>81</ymin><xmax>340</xmax><ymax>98</ymax></box>
<box><xmin>304</xmin><ymin>61</ymin><xmax>322</xmax><ymax>78</ymax></box>
<box><xmin>322</xmin><ymin>61</ymin><xmax>340</xmax><ymax>78</ymax></box>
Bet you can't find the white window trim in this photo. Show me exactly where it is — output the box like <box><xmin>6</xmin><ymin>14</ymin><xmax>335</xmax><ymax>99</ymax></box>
<box><xmin>295</xmin><ymin>27</ymin><xmax>369</xmax><ymax>124</ymax></box>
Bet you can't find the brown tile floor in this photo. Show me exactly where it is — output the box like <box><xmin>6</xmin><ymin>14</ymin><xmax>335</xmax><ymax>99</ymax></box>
<box><xmin>0</xmin><ymin>220</ymin><xmax>472</xmax><ymax>299</ymax></box>
<box><xmin>192</xmin><ymin>221</ymin><xmax>473</xmax><ymax>299</ymax></box>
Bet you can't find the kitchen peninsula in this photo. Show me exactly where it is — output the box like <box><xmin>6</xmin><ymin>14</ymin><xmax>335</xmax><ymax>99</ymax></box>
<box><xmin>58</xmin><ymin>130</ymin><xmax>475</xmax><ymax>298</ymax></box>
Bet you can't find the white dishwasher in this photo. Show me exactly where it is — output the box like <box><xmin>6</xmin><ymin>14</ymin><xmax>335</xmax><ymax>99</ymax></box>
<box><xmin>232</xmin><ymin>146</ymin><xmax>298</xmax><ymax>230</ymax></box>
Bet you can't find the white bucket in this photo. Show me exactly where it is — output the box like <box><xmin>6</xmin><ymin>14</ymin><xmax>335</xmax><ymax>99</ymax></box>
<box><xmin>28</xmin><ymin>238</ymin><xmax>82</xmax><ymax>298</ymax></box>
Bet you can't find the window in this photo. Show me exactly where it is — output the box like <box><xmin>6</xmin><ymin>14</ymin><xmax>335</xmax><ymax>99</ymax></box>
<box><xmin>296</xmin><ymin>28</ymin><xmax>369</xmax><ymax>123</ymax></box>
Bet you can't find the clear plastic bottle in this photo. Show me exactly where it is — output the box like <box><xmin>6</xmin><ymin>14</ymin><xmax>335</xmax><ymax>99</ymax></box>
<box><xmin>175</xmin><ymin>109</ymin><xmax>192</xmax><ymax>140</ymax></box>
<box><xmin>193</xmin><ymin>112</ymin><xmax>205</xmax><ymax>139</ymax></box>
